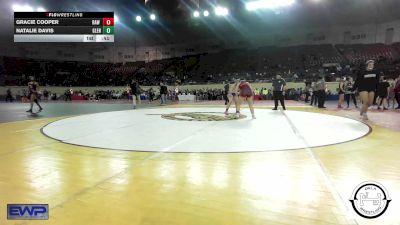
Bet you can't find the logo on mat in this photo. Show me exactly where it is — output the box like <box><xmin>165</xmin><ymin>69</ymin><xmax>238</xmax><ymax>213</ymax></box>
<box><xmin>349</xmin><ymin>181</ymin><xmax>391</xmax><ymax>219</ymax></box>
<box><xmin>156</xmin><ymin>112</ymin><xmax>246</xmax><ymax>121</ymax></box>
<box><xmin>7</xmin><ymin>204</ymin><xmax>49</xmax><ymax>220</ymax></box>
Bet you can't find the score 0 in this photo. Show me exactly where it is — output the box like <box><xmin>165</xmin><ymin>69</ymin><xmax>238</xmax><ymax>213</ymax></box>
<box><xmin>103</xmin><ymin>18</ymin><xmax>114</xmax><ymax>26</ymax></box>
<box><xmin>102</xmin><ymin>18</ymin><xmax>114</xmax><ymax>34</ymax></box>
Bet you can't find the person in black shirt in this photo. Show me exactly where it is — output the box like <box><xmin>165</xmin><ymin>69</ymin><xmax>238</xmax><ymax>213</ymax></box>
<box><xmin>130</xmin><ymin>80</ymin><xmax>141</xmax><ymax>109</ymax></box>
<box><xmin>377</xmin><ymin>76</ymin><xmax>390</xmax><ymax>110</ymax></box>
<box><xmin>395</xmin><ymin>74</ymin><xmax>400</xmax><ymax>109</ymax></box>
<box><xmin>354</xmin><ymin>60</ymin><xmax>379</xmax><ymax>120</ymax></box>
<box><xmin>65</xmin><ymin>89</ymin><xmax>72</xmax><ymax>101</ymax></box>
<box><xmin>43</xmin><ymin>89</ymin><xmax>49</xmax><ymax>101</ymax></box>
<box><xmin>148</xmin><ymin>88</ymin><xmax>155</xmax><ymax>102</ymax></box>
<box><xmin>315</xmin><ymin>76</ymin><xmax>327</xmax><ymax>109</ymax></box>
<box><xmin>223</xmin><ymin>81</ymin><xmax>229</xmax><ymax>105</ymax></box>
<box><xmin>272</xmin><ymin>74</ymin><xmax>286</xmax><ymax>110</ymax></box>
<box><xmin>5</xmin><ymin>88</ymin><xmax>13</xmax><ymax>102</ymax></box>
<box><xmin>160</xmin><ymin>82</ymin><xmax>168</xmax><ymax>105</ymax></box>
<box><xmin>304</xmin><ymin>82</ymin><xmax>311</xmax><ymax>103</ymax></box>
<box><xmin>344</xmin><ymin>76</ymin><xmax>358</xmax><ymax>108</ymax></box>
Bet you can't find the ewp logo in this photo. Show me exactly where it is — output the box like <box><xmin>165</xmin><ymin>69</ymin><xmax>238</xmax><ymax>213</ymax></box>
<box><xmin>7</xmin><ymin>204</ymin><xmax>49</xmax><ymax>220</ymax></box>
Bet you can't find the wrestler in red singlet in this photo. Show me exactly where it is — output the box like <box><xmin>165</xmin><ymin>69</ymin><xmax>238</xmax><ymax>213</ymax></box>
<box><xmin>237</xmin><ymin>80</ymin><xmax>256</xmax><ymax>119</ymax></box>
<box><xmin>239</xmin><ymin>82</ymin><xmax>253</xmax><ymax>99</ymax></box>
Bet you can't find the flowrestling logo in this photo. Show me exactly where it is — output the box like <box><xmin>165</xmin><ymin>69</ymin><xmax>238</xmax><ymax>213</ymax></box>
<box><xmin>7</xmin><ymin>204</ymin><xmax>49</xmax><ymax>220</ymax></box>
<box><xmin>349</xmin><ymin>182</ymin><xmax>391</xmax><ymax>219</ymax></box>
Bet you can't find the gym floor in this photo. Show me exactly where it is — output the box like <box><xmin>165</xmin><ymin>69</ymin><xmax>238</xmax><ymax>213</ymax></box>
<box><xmin>0</xmin><ymin>100</ymin><xmax>399</xmax><ymax>225</ymax></box>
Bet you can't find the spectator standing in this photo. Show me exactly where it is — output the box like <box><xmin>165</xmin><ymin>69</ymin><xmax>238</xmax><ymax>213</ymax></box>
<box><xmin>260</xmin><ymin>88</ymin><xmax>267</xmax><ymax>100</ymax></box>
<box><xmin>388</xmin><ymin>82</ymin><xmax>395</xmax><ymax>109</ymax></box>
<box><xmin>65</xmin><ymin>89</ymin><xmax>72</xmax><ymax>101</ymax></box>
<box><xmin>148</xmin><ymin>88</ymin><xmax>155</xmax><ymax>102</ymax></box>
<box><xmin>43</xmin><ymin>89</ymin><xmax>49</xmax><ymax>101</ymax></box>
<box><xmin>377</xmin><ymin>76</ymin><xmax>390</xmax><ymax>110</ymax></box>
<box><xmin>304</xmin><ymin>82</ymin><xmax>311</xmax><ymax>103</ymax></box>
<box><xmin>160</xmin><ymin>82</ymin><xmax>168</xmax><ymax>106</ymax></box>
<box><xmin>344</xmin><ymin>77</ymin><xmax>358</xmax><ymax>108</ymax></box>
<box><xmin>130</xmin><ymin>80</ymin><xmax>141</xmax><ymax>109</ymax></box>
<box><xmin>394</xmin><ymin>75</ymin><xmax>400</xmax><ymax>109</ymax></box>
<box><xmin>5</xmin><ymin>88</ymin><xmax>13</xmax><ymax>102</ymax></box>
<box><xmin>337</xmin><ymin>77</ymin><xmax>345</xmax><ymax>108</ymax></box>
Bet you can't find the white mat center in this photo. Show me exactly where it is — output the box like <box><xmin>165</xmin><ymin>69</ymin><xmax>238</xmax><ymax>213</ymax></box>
<box><xmin>42</xmin><ymin>108</ymin><xmax>370</xmax><ymax>152</ymax></box>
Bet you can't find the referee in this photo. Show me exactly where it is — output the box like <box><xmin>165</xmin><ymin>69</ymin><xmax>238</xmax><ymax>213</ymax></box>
<box><xmin>223</xmin><ymin>81</ymin><xmax>229</xmax><ymax>105</ymax></box>
<box><xmin>272</xmin><ymin>74</ymin><xmax>286</xmax><ymax>110</ymax></box>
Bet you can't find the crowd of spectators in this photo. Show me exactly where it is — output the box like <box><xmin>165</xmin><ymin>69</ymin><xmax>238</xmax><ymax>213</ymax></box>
<box><xmin>4</xmin><ymin>75</ymin><xmax>399</xmax><ymax>109</ymax></box>
<box><xmin>1</xmin><ymin>43</ymin><xmax>400</xmax><ymax>88</ymax></box>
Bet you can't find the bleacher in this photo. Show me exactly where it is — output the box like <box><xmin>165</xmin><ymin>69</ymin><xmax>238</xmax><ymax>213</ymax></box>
<box><xmin>1</xmin><ymin>43</ymin><xmax>400</xmax><ymax>86</ymax></box>
<box><xmin>336</xmin><ymin>43</ymin><xmax>400</xmax><ymax>65</ymax></box>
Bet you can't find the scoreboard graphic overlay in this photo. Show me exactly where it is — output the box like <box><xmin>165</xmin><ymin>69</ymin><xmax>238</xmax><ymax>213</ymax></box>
<box><xmin>14</xmin><ymin>12</ymin><xmax>114</xmax><ymax>42</ymax></box>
